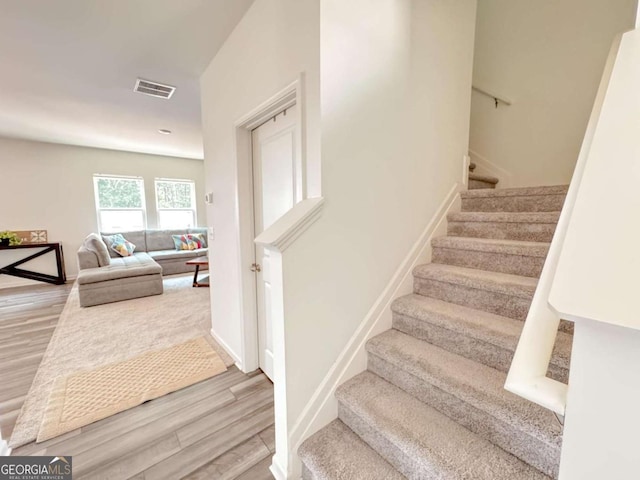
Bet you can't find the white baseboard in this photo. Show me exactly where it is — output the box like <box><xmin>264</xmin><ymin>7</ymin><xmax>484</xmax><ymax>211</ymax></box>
<box><xmin>469</xmin><ymin>149</ymin><xmax>513</xmax><ymax>188</ymax></box>
<box><xmin>287</xmin><ymin>182</ymin><xmax>462</xmax><ymax>466</ymax></box>
<box><xmin>270</xmin><ymin>456</ymin><xmax>288</xmax><ymax>480</ymax></box>
<box><xmin>1</xmin><ymin>439</ymin><xmax>10</xmax><ymax>456</ymax></box>
<box><xmin>210</xmin><ymin>327</ymin><xmax>244</xmax><ymax>372</ymax></box>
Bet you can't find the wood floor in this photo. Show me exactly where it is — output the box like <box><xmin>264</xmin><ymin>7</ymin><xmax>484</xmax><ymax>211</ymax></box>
<box><xmin>1</xmin><ymin>283</ymin><xmax>275</xmax><ymax>480</ymax></box>
<box><xmin>0</xmin><ymin>282</ymin><xmax>72</xmax><ymax>440</ymax></box>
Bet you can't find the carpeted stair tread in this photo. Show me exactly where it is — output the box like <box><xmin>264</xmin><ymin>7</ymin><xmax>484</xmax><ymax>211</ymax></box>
<box><xmin>461</xmin><ymin>185</ymin><xmax>569</xmax><ymax>199</ymax></box>
<box><xmin>299</xmin><ymin>419</ymin><xmax>405</xmax><ymax>480</ymax></box>
<box><xmin>469</xmin><ymin>173</ymin><xmax>499</xmax><ymax>184</ymax></box>
<box><xmin>366</xmin><ymin>331</ymin><xmax>563</xmax><ymax>447</ymax></box>
<box><xmin>469</xmin><ymin>177</ymin><xmax>499</xmax><ymax>190</ymax></box>
<box><xmin>448</xmin><ymin>212</ymin><xmax>560</xmax><ymax>242</ymax></box>
<box><xmin>461</xmin><ymin>186</ymin><xmax>567</xmax><ymax>213</ymax></box>
<box><xmin>448</xmin><ymin>211</ymin><xmax>561</xmax><ymax>224</ymax></box>
<box><xmin>365</xmin><ymin>331</ymin><xmax>563</xmax><ymax>476</ymax></box>
<box><xmin>336</xmin><ymin>371</ymin><xmax>550</xmax><ymax>480</ymax></box>
<box><xmin>432</xmin><ymin>236</ymin><xmax>550</xmax><ymax>257</ymax></box>
<box><xmin>431</xmin><ymin>236</ymin><xmax>550</xmax><ymax>277</ymax></box>
<box><xmin>413</xmin><ymin>263</ymin><xmax>537</xmax><ymax>299</ymax></box>
<box><xmin>391</xmin><ymin>294</ymin><xmax>571</xmax><ymax>376</ymax></box>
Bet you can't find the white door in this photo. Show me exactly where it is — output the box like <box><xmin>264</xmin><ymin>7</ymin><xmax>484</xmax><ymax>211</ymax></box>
<box><xmin>252</xmin><ymin>104</ymin><xmax>298</xmax><ymax>381</ymax></box>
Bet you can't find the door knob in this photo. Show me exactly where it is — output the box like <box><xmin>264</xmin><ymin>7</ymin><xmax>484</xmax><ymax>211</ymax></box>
<box><xmin>250</xmin><ymin>263</ymin><xmax>262</xmax><ymax>273</ymax></box>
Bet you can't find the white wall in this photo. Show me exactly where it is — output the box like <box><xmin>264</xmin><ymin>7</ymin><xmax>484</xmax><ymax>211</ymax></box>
<box><xmin>200</xmin><ymin>0</ymin><xmax>321</xmax><ymax>365</ymax></box>
<box><xmin>283</xmin><ymin>0</ymin><xmax>476</xmax><ymax>440</ymax></box>
<box><xmin>200</xmin><ymin>0</ymin><xmax>476</xmax><ymax>476</ymax></box>
<box><xmin>470</xmin><ymin>0</ymin><xmax>638</xmax><ymax>187</ymax></box>
<box><xmin>0</xmin><ymin>137</ymin><xmax>206</xmax><ymax>287</ymax></box>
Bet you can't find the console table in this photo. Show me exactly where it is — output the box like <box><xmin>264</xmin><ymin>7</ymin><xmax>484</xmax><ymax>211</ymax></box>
<box><xmin>0</xmin><ymin>243</ymin><xmax>66</xmax><ymax>285</ymax></box>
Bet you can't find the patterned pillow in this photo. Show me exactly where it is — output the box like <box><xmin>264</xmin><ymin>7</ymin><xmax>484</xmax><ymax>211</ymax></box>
<box><xmin>188</xmin><ymin>233</ymin><xmax>207</xmax><ymax>249</ymax></box>
<box><xmin>103</xmin><ymin>234</ymin><xmax>136</xmax><ymax>257</ymax></box>
<box><xmin>172</xmin><ymin>234</ymin><xmax>206</xmax><ymax>251</ymax></box>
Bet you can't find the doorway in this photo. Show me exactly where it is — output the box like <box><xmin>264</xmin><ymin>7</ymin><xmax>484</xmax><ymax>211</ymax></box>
<box><xmin>251</xmin><ymin>104</ymin><xmax>299</xmax><ymax>380</ymax></box>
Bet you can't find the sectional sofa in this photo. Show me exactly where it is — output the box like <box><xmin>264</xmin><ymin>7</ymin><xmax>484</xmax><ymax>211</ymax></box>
<box><xmin>76</xmin><ymin>228</ymin><xmax>208</xmax><ymax>307</ymax></box>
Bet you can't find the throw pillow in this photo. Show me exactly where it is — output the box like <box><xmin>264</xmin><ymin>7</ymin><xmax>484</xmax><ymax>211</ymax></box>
<box><xmin>103</xmin><ymin>233</ymin><xmax>136</xmax><ymax>257</ymax></box>
<box><xmin>172</xmin><ymin>233</ymin><xmax>206</xmax><ymax>251</ymax></box>
<box><xmin>188</xmin><ymin>233</ymin><xmax>207</xmax><ymax>249</ymax></box>
<box><xmin>84</xmin><ymin>233</ymin><xmax>111</xmax><ymax>267</ymax></box>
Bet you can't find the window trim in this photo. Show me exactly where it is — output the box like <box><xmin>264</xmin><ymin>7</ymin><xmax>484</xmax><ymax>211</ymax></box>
<box><xmin>154</xmin><ymin>178</ymin><xmax>197</xmax><ymax>229</ymax></box>
<box><xmin>93</xmin><ymin>174</ymin><xmax>147</xmax><ymax>232</ymax></box>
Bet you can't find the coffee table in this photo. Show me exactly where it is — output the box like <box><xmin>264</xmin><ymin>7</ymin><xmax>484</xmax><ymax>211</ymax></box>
<box><xmin>186</xmin><ymin>256</ymin><xmax>209</xmax><ymax>287</ymax></box>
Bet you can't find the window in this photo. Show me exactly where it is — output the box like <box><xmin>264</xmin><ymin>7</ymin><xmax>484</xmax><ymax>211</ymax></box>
<box><xmin>155</xmin><ymin>179</ymin><xmax>197</xmax><ymax>229</ymax></box>
<box><xmin>93</xmin><ymin>175</ymin><xmax>146</xmax><ymax>232</ymax></box>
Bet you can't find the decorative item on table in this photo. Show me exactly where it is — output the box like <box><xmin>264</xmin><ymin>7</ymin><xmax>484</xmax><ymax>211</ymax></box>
<box><xmin>0</xmin><ymin>231</ymin><xmax>22</xmax><ymax>247</ymax></box>
<box><xmin>13</xmin><ymin>229</ymin><xmax>48</xmax><ymax>244</ymax></box>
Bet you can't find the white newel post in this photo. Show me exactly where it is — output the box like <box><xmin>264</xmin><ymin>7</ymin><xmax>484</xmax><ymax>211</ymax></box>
<box><xmin>260</xmin><ymin>246</ymin><xmax>291</xmax><ymax>480</ymax></box>
<box><xmin>558</xmin><ymin>320</ymin><xmax>640</xmax><ymax>479</ymax></box>
<box><xmin>1</xmin><ymin>430</ymin><xmax>9</xmax><ymax>456</ymax></box>
<box><xmin>254</xmin><ymin>198</ymin><xmax>325</xmax><ymax>480</ymax></box>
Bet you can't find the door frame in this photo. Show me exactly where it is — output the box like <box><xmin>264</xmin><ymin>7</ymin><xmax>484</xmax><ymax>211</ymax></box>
<box><xmin>233</xmin><ymin>76</ymin><xmax>306</xmax><ymax>373</ymax></box>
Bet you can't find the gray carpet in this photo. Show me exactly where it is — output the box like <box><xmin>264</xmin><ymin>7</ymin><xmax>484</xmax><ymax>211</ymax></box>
<box><xmin>10</xmin><ymin>274</ymin><xmax>234</xmax><ymax>448</ymax></box>
<box><xmin>467</xmin><ymin>162</ymin><xmax>499</xmax><ymax>190</ymax></box>
<box><xmin>468</xmin><ymin>173</ymin><xmax>499</xmax><ymax>190</ymax></box>
<box><xmin>300</xmin><ymin>184</ymin><xmax>569</xmax><ymax>479</ymax></box>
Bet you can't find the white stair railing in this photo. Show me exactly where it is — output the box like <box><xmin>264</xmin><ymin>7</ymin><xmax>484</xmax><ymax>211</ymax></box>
<box><xmin>504</xmin><ymin>32</ymin><xmax>625</xmax><ymax>415</ymax></box>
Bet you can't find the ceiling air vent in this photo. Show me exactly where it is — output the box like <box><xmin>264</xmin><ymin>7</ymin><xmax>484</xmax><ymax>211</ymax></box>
<box><xmin>134</xmin><ymin>78</ymin><xmax>176</xmax><ymax>99</ymax></box>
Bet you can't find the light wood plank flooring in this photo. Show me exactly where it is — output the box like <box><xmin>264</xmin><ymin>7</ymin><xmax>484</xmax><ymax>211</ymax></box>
<box><xmin>1</xmin><ymin>283</ymin><xmax>275</xmax><ymax>480</ymax></box>
<box><xmin>0</xmin><ymin>282</ymin><xmax>72</xmax><ymax>440</ymax></box>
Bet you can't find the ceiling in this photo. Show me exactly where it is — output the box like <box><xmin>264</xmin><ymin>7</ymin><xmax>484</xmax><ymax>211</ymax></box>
<box><xmin>0</xmin><ymin>0</ymin><xmax>255</xmax><ymax>160</ymax></box>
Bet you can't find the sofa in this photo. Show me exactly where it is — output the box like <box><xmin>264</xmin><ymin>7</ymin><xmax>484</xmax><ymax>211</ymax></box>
<box><xmin>76</xmin><ymin>228</ymin><xmax>208</xmax><ymax>307</ymax></box>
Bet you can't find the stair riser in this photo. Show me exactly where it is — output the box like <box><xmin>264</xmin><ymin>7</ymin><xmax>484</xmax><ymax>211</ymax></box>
<box><xmin>367</xmin><ymin>354</ymin><xmax>560</xmax><ymax>478</ymax></box>
<box><xmin>432</xmin><ymin>247</ymin><xmax>544</xmax><ymax>278</ymax></box>
<box><xmin>448</xmin><ymin>221</ymin><xmax>557</xmax><ymax>242</ymax></box>
<box><xmin>414</xmin><ymin>277</ymin><xmax>532</xmax><ymax>321</ymax></box>
<box><xmin>392</xmin><ymin>313</ymin><xmax>569</xmax><ymax>383</ymax></box>
<box><xmin>338</xmin><ymin>404</ymin><xmax>433</xmax><ymax>480</ymax></box>
<box><xmin>462</xmin><ymin>195</ymin><xmax>566</xmax><ymax>212</ymax></box>
<box><xmin>469</xmin><ymin>179</ymin><xmax>497</xmax><ymax>190</ymax></box>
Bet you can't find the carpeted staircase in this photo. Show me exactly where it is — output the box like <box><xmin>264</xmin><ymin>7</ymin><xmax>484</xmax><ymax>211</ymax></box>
<box><xmin>299</xmin><ymin>184</ymin><xmax>570</xmax><ymax>479</ymax></box>
<box><xmin>468</xmin><ymin>161</ymin><xmax>499</xmax><ymax>189</ymax></box>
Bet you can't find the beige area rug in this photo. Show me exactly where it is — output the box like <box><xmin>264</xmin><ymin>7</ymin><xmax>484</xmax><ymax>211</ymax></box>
<box><xmin>37</xmin><ymin>337</ymin><xmax>226</xmax><ymax>442</ymax></box>
<box><xmin>10</xmin><ymin>274</ymin><xmax>234</xmax><ymax>448</ymax></box>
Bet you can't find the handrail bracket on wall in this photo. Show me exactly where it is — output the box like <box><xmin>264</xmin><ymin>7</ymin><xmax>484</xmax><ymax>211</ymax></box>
<box><xmin>472</xmin><ymin>85</ymin><xmax>512</xmax><ymax>108</ymax></box>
